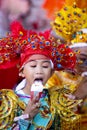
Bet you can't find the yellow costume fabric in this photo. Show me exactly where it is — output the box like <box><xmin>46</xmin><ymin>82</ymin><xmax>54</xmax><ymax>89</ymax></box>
<box><xmin>45</xmin><ymin>71</ymin><xmax>87</xmax><ymax>130</ymax></box>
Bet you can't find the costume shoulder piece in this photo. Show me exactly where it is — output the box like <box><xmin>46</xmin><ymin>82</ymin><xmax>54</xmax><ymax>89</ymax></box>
<box><xmin>0</xmin><ymin>89</ymin><xmax>26</xmax><ymax>129</ymax></box>
<box><xmin>45</xmin><ymin>72</ymin><xmax>83</xmax><ymax>129</ymax></box>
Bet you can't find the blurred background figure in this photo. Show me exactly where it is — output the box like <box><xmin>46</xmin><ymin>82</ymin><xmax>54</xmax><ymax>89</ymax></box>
<box><xmin>0</xmin><ymin>0</ymin><xmax>29</xmax><ymax>38</ymax></box>
<box><xmin>23</xmin><ymin>0</ymin><xmax>51</xmax><ymax>32</ymax></box>
<box><xmin>0</xmin><ymin>0</ymin><xmax>53</xmax><ymax>36</ymax></box>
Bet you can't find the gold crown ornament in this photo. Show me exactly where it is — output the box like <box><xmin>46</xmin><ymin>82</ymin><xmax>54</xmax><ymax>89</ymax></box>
<box><xmin>52</xmin><ymin>3</ymin><xmax>87</xmax><ymax>42</ymax></box>
<box><xmin>65</xmin><ymin>0</ymin><xmax>87</xmax><ymax>10</ymax></box>
<box><xmin>71</xmin><ymin>30</ymin><xmax>87</xmax><ymax>44</ymax></box>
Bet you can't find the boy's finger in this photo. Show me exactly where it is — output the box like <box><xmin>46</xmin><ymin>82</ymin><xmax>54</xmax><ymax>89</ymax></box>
<box><xmin>64</xmin><ymin>94</ymin><xmax>76</xmax><ymax>100</ymax></box>
<box><xmin>31</xmin><ymin>95</ymin><xmax>39</xmax><ymax>103</ymax></box>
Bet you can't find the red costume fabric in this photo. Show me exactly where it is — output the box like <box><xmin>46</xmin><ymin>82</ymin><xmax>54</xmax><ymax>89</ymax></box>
<box><xmin>0</xmin><ymin>66</ymin><xmax>19</xmax><ymax>89</ymax></box>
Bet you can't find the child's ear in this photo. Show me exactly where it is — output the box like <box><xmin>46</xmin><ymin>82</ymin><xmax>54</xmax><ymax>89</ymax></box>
<box><xmin>51</xmin><ymin>69</ymin><xmax>54</xmax><ymax>76</ymax></box>
<box><xmin>19</xmin><ymin>71</ymin><xmax>25</xmax><ymax>77</ymax></box>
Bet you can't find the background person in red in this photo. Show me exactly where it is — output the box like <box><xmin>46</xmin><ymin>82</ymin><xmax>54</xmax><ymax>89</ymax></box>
<box><xmin>0</xmin><ymin>0</ymin><xmax>29</xmax><ymax>38</ymax></box>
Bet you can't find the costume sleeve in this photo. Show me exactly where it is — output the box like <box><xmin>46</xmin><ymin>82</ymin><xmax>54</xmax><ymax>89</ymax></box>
<box><xmin>18</xmin><ymin>119</ymin><xmax>31</xmax><ymax>130</ymax></box>
<box><xmin>7</xmin><ymin>119</ymin><xmax>31</xmax><ymax>130</ymax></box>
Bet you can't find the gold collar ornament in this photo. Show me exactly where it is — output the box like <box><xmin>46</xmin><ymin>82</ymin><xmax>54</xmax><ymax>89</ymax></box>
<box><xmin>0</xmin><ymin>89</ymin><xmax>26</xmax><ymax>129</ymax></box>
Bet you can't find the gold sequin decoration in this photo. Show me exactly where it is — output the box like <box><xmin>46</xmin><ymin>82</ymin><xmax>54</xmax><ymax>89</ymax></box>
<box><xmin>0</xmin><ymin>89</ymin><xmax>26</xmax><ymax>129</ymax></box>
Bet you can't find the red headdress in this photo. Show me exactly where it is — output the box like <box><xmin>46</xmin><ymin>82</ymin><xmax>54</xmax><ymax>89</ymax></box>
<box><xmin>0</xmin><ymin>21</ymin><xmax>76</xmax><ymax>89</ymax></box>
<box><xmin>0</xmin><ymin>21</ymin><xmax>76</xmax><ymax>70</ymax></box>
<box><xmin>20</xmin><ymin>30</ymin><xmax>76</xmax><ymax>70</ymax></box>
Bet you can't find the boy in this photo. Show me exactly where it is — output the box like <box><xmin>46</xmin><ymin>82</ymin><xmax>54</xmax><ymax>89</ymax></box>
<box><xmin>14</xmin><ymin>30</ymin><xmax>76</xmax><ymax>130</ymax></box>
<box><xmin>0</xmin><ymin>23</ymin><xmax>76</xmax><ymax>130</ymax></box>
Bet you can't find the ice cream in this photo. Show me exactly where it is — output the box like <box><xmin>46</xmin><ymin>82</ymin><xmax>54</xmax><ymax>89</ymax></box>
<box><xmin>30</xmin><ymin>81</ymin><xmax>43</xmax><ymax>99</ymax></box>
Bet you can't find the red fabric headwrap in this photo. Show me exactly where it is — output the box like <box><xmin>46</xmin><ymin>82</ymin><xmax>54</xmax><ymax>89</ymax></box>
<box><xmin>20</xmin><ymin>30</ymin><xmax>76</xmax><ymax>70</ymax></box>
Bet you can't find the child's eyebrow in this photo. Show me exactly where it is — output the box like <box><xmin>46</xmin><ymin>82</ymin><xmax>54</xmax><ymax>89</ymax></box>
<box><xmin>28</xmin><ymin>60</ymin><xmax>36</xmax><ymax>62</ymax></box>
<box><xmin>25</xmin><ymin>60</ymin><xmax>36</xmax><ymax>64</ymax></box>
<box><xmin>42</xmin><ymin>60</ymin><xmax>51</xmax><ymax>63</ymax></box>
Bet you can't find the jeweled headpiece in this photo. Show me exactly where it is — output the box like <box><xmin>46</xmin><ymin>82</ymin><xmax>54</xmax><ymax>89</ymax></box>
<box><xmin>0</xmin><ymin>21</ymin><xmax>76</xmax><ymax>70</ymax></box>
<box><xmin>52</xmin><ymin>3</ymin><xmax>87</xmax><ymax>42</ymax></box>
<box><xmin>71</xmin><ymin>29</ymin><xmax>87</xmax><ymax>45</ymax></box>
<box><xmin>20</xmin><ymin>30</ymin><xmax>76</xmax><ymax>70</ymax></box>
<box><xmin>65</xmin><ymin>0</ymin><xmax>87</xmax><ymax>10</ymax></box>
<box><xmin>43</xmin><ymin>0</ymin><xmax>87</xmax><ymax>20</ymax></box>
<box><xmin>0</xmin><ymin>21</ymin><xmax>28</xmax><ymax>69</ymax></box>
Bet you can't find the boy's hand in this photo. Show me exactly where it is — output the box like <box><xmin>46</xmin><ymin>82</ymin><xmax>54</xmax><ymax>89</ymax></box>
<box><xmin>23</xmin><ymin>95</ymin><xmax>40</xmax><ymax>119</ymax></box>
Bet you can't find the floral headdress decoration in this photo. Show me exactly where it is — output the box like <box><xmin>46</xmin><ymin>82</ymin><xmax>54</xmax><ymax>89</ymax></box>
<box><xmin>20</xmin><ymin>30</ymin><xmax>76</xmax><ymax>70</ymax></box>
<box><xmin>0</xmin><ymin>21</ymin><xmax>76</xmax><ymax>70</ymax></box>
<box><xmin>0</xmin><ymin>21</ymin><xmax>28</xmax><ymax>69</ymax></box>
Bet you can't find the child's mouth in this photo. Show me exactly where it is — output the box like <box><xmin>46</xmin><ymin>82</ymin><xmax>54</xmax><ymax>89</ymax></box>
<box><xmin>34</xmin><ymin>78</ymin><xmax>43</xmax><ymax>83</ymax></box>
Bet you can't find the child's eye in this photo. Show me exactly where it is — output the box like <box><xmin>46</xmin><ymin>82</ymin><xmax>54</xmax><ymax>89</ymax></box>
<box><xmin>30</xmin><ymin>65</ymin><xmax>36</xmax><ymax>68</ymax></box>
<box><xmin>42</xmin><ymin>65</ymin><xmax>49</xmax><ymax>68</ymax></box>
<box><xmin>42</xmin><ymin>62</ymin><xmax>51</xmax><ymax>68</ymax></box>
<box><xmin>29</xmin><ymin>61</ymin><xmax>37</xmax><ymax>67</ymax></box>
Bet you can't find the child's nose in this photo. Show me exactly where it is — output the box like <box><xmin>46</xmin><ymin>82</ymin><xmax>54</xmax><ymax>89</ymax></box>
<box><xmin>36</xmin><ymin>66</ymin><xmax>42</xmax><ymax>74</ymax></box>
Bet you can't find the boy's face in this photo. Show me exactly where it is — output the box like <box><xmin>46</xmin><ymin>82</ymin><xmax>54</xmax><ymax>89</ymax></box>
<box><xmin>73</xmin><ymin>46</ymin><xmax>87</xmax><ymax>74</ymax></box>
<box><xmin>21</xmin><ymin>55</ymin><xmax>54</xmax><ymax>87</ymax></box>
